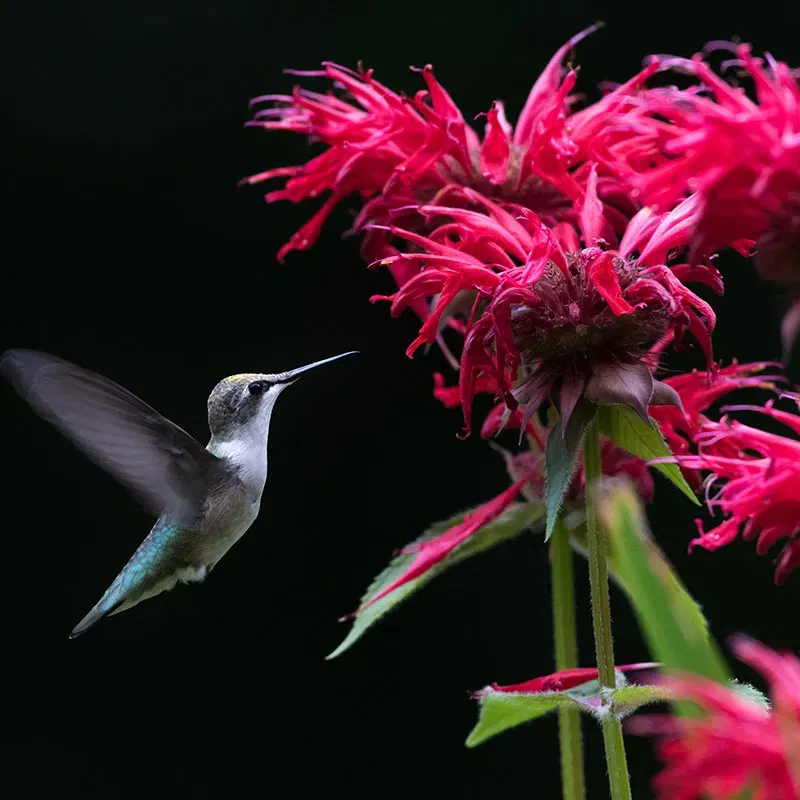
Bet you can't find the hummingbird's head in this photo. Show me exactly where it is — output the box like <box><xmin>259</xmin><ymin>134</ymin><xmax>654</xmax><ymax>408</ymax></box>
<box><xmin>206</xmin><ymin>351</ymin><xmax>357</xmax><ymax>442</ymax></box>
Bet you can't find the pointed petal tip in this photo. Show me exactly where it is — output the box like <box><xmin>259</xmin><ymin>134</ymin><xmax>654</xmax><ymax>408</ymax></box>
<box><xmin>567</xmin><ymin>22</ymin><xmax>605</xmax><ymax>50</ymax></box>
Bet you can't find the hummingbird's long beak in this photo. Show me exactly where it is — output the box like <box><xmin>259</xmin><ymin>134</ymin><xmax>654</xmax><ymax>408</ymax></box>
<box><xmin>279</xmin><ymin>351</ymin><xmax>359</xmax><ymax>384</ymax></box>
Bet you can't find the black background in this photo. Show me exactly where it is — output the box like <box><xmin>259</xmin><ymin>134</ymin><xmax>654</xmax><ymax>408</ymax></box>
<box><xmin>2</xmin><ymin>1</ymin><xmax>799</xmax><ymax>797</ymax></box>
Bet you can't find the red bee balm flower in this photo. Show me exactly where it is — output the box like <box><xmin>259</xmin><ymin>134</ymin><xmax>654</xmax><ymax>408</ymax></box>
<box><xmin>605</xmin><ymin>44</ymin><xmax>800</xmax><ymax>263</ymax></box>
<box><xmin>374</xmin><ymin>189</ymin><xmax>714</xmax><ymax>436</ymax></box>
<box><xmin>604</xmin><ymin>43</ymin><xmax>800</xmax><ymax>352</ymax></box>
<box><xmin>632</xmin><ymin>636</ymin><xmax>800</xmax><ymax>800</ymax></box>
<box><xmin>242</xmin><ymin>25</ymin><xmax>661</xmax><ymax>264</ymax></box>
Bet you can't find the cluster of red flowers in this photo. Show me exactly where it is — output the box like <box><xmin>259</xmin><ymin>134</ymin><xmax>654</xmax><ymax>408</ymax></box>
<box><xmin>596</xmin><ymin>43</ymin><xmax>800</xmax><ymax>355</ymax></box>
<box><xmin>245</xmin><ymin>28</ymin><xmax>799</xmax><ymax>586</ymax></box>
<box><xmin>245</xmin><ymin>28</ymin><xmax>800</xmax><ymax>799</ymax></box>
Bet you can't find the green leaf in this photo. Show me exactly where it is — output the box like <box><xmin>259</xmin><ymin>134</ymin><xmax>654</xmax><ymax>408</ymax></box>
<box><xmin>595</xmin><ymin>479</ymin><xmax>730</xmax><ymax>684</ymax></box>
<box><xmin>596</xmin><ymin>404</ymin><xmax>700</xmax><ymax>505</ymax></box>
<box><xmin>327</xmin><ymin>502</ymin><xmax>545</xmax><ymax>660</ymax></box>
<box><xmin>544</xmin><ymin>401</ymin><xmax>597</xmax><ymax>540</ymax></box>
<box><xmin>466</xmin><ymin>689</ymin><xmax>567</xmax><ymax>747</ymax></box>
<box><xmin>466</xmin><ymin>671</ymin><xmax>666</xmax><ymax>747</ymax></box>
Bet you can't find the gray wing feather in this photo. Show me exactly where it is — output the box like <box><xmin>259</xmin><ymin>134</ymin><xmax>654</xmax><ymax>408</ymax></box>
<box><xmin>1</xmin><ymin>349</ymin><xmax>222</xmax><ymax>519</ymax></box>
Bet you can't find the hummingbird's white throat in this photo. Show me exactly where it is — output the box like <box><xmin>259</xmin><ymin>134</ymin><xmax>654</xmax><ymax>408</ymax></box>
<box><xmin>209</xmin><ymin>383</ymin><xmax>288</xmax><ymax>493</ymax></box>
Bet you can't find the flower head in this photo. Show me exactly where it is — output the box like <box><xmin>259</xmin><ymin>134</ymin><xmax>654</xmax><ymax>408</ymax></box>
<box><xmin>242</xmin><ymin>26</ymin><xmax>661</xmax><ymax>264</ymax></box>
<box><xmin>632</xmin><ymin>636</ymin><xmax>800</xmax><ymax>800</ymax></box>
<box><xmin>606</xmin><ymin>45</ymin><xmax>800</xmax><ymax>257</ymax></box>
<box><xmin>376</xmin><ymin>190</ymin><xmax>713</xmax><ymax>436</ymax></box>
<box><xmin>602</xmin><ymin>43</ymin><xmax>800</xmax><ymax>353</ymax></box>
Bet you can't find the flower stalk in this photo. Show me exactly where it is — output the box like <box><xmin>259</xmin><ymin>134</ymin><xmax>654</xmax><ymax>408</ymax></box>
<box><xmin>550</xmin><ymin>517</ymin><xmax>586</xmax><ymax>800</ymax></box>
<box><xmin>584</xmin><ymin>418</ymin><xmax>632</xmax><ymax>800</ymax></box>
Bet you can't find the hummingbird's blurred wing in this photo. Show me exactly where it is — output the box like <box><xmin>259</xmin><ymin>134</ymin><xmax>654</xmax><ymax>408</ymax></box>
<box><xmin>1</xmin><ymin>349</ymin><xmax>223</xmax><ymax>520</ymax></box>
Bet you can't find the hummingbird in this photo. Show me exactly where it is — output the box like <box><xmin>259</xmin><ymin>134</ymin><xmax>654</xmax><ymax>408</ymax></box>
<box><xmin>1</xmin><ymin>348</ymin><xmax>357</xmax><ymax>638</ymax></box>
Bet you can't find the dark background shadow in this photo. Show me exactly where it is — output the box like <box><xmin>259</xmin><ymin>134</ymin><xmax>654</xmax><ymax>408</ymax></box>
<box><xmin>2</xmin><ymin>1</ymin><xmax>798</xmax><ymax>797</ymax></box>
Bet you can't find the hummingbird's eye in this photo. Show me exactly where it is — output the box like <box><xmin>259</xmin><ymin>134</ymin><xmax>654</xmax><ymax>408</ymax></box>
<box><xmin>248</xmin><ymin>381</ymin><xmax>267</xmax><ymax>396</ymax></box>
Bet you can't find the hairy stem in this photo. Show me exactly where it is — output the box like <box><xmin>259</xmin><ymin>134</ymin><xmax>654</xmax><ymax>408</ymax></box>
<box><xmin>584</xmin><ymin>419</ymin><xmax>632</xmax><ymax>800</ymax></box>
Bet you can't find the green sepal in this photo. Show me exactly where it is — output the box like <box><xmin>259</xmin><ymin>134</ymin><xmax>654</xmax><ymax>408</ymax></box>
<box><xmin>596</xmin><ymin>404</ymin><xmax>700</xmax><ymax>505</ymax></box>
<box><xmin>544</xmin><ymin>401</ymin><xmax>597</xmax><ymax>540</ymax></box>
<box><xmin>327</xmin><ymin>502</ymin><xmax>545</xmax><ymax>660</ymax></box>
<box><xmin>595</xmin><ymin>479</ymin><xmax>730</xmax><ymax>685</ymax></box>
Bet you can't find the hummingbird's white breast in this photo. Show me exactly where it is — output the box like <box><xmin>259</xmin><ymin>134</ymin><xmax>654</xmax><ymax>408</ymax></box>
<box><xmin>210</xmin><ymin>436</ymin><xmax>268</xmax><ymax>496</ymax></box>
<box><xmin>207</xmin><ymin>398</ymin><xmax>277</xmax><ymax>495</ymax></box>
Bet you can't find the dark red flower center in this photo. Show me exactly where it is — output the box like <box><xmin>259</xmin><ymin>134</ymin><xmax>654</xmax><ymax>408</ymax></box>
<box><xmin>510</xmin><ymin>253</ymin><xmax>671</xmax><ymax>365</ymax></box>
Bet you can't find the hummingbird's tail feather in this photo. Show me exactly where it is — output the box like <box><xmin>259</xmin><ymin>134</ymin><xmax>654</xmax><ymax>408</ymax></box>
<box><xmin>69</xmin><ymin>563</ymin><xmax>210</xmax><ymax>638</ymax></box>
<box><xmin>69</xmin><ymin>580</ymin><xmax>164</xmax><ymax>638</ymax></box>
<box><xmin>70</xmin><ymin>597</ymin><xmax>125</xmax><ymax>639</ymax></box>
<box><xmin>69</xmin><ymin>572</ymin><xmax>148</xmax><ymax>637</ymax></box>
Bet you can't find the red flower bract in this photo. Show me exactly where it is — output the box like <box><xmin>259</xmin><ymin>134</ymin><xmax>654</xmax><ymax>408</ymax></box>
<box><xmin>358</xmin><ymin>477</ymin><xmax>528</xmax><ymax>611</ymax></box>
<box><xmin>483</xmin><ymin>662</ymin><xmax>659</xmax><ymax>695</ymax></box>
<box><xmin>631</xmin><ymin>636</ymin><xmax>800</xmax><ymax>800</ymax></box>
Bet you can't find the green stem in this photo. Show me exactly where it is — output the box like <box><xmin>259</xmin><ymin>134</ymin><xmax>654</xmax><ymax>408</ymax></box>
<box><xmin>550</xmin><ymin>518</ymin><xmax>586</xmax><ymax>800</ymax></box>
<box><xmin>584</xmin><ymin>419</ymin><xmax>632</xmax><ymax>800</ymax></box>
